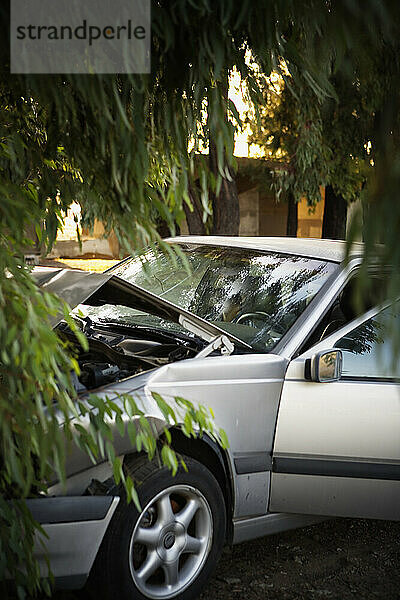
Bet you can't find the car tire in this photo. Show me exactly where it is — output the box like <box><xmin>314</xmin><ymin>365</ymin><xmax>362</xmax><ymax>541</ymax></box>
<box><xmin>91</xmin><ymin>453</ymin><xmax>226</xmax><ymax>600</ymax></box>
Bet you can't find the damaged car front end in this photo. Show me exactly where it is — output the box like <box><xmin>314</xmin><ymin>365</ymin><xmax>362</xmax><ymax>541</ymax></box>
<box><xmin>27</xmin><ymin>240</ymin><xmax>339</xmax><ymax>599</ymax></box>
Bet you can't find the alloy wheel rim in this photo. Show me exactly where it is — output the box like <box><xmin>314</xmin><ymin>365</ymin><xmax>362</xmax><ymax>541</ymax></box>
<box><xmin>129</xmin><ymin>484</ymin><xmax>213</xmax><ymax>599</ymax></box>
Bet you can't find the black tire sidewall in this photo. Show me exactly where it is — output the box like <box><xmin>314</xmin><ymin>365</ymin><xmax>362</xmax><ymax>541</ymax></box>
<box><xmin>103</xmin><ymin>457</ymin><xmax>226</xmax><ymax>600</ymax></box>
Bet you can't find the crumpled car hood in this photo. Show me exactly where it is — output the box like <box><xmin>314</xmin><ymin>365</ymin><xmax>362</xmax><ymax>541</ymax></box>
<box><xmin>32</xmin><ymin>267</ymin><xmax>251</xmax><ymax>349</ymax></box>
<box><xmin>32</xmin><ymin>267</ymin><xmax>113</xmax><ymax>319</ymax></box>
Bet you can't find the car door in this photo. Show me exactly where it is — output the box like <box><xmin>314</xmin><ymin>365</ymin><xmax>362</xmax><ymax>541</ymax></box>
<box><xmin>270</xmin><ymin>302</ymin><xmax>400</xmax><ymax>520</ymax></box>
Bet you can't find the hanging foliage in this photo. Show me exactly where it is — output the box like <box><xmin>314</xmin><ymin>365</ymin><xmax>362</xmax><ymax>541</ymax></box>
<box><xmin>1</xmin><ymin>1</ymin><xmax>400</xmax><ymax>596</ymax></box>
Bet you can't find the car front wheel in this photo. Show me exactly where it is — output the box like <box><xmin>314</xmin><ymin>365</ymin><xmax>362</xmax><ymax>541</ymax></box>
<box><xmin>93</xmin><ymin>454</ymin><xmax>226</xmax><ymax>600</ymax></box>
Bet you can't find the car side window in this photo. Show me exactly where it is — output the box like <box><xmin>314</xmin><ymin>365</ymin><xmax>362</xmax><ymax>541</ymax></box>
<box><xmin>299</xmin><ymin>273</ymin><xmax>386</xmax><ymax>354</ymax></box>
<box><xmin>335</xmin><ymin>303</ymin><xmax>400</xmax><ymax>380</ymax></box>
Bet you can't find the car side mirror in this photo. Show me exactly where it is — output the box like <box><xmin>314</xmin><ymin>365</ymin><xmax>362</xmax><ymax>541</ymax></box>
<box><xmin>305</xmin><ymin>349</ymin><xmax>343</xmax><ymax>382</ymax></box>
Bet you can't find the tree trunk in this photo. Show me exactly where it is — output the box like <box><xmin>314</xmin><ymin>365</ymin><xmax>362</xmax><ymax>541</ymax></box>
<box><xmin>209</xmin><ymin>141</ymin><xmax>240</xmax><ymax>235</ymax></box>
<box><xmin>286</xmin><ymin>192</ymin><xmax>298</xmax><ymax>237</ymax></box>
<box><xmin>156</xmin><ymin>218</ymin><xmax>180</xmax><ymax>239</ymax></box>
<box><xmin>208</xmin><ymin>72</ymin><xmax>240</xmax><ymax>236</ymax></box>
<box><xmin>183</xmin><ymin>182</ymin><xmax>206</xmax><ymax>235</ymax></box>
<box><xmin>322</xmin><ymin>185</ymin><xmax>347</xmax><ymax>239</ymax></box>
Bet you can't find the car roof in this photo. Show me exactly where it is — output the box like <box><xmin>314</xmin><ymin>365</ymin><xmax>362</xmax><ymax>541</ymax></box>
<box><xmin>166</xmin><ymin>236</ymin><xmax>364</xmax><ymax>264</ymax></box>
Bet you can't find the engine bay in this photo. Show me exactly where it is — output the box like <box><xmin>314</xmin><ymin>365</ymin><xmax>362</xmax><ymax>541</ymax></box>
<box><xmin>57</xmin><ymin>319</ymin><xmax>201</xmax><ymax>393</ymax></box>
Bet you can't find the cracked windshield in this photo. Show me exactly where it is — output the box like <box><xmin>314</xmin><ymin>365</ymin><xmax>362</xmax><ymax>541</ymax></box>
<box><xmin>83</xmin><ymin>244</ymin><xmax>337</xmax><ymax>351</ymax></box>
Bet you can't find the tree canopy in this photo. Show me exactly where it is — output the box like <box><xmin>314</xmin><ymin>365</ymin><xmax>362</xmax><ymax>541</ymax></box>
<box><xmin>248</xmin><ymin>19</ymin><xmax>400</xmax><ymax>245</ymax></box>
<box><xmin>2</xmin><ymin>1</ymin><xmax>400</xmax><ymax>595</ymax></box>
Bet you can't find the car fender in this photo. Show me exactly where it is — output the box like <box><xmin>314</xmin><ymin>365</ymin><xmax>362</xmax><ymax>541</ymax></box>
<box><xmin>55</xmin><ymin>352</ymin><xmax>287</xmax><ymax>520</ymax></box>
<box><xmin>145</xmin><ymin>353</ymin><xmax>288</xmax><ymax>517</ymax></box>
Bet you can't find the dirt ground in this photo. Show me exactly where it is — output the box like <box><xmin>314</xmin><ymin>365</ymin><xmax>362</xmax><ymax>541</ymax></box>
<box><xmin>49</xmin><ymin>517</ymin><xmax>400</xmax><ymax>600</ymax></box>
<box><xmin>198</xmin><ymin>518</ymin><xmax>400</xmax><ymax>600</ymax></box>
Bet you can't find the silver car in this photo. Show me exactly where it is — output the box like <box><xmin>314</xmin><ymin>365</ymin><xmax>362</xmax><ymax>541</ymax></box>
<box><xmin>29</xmin><ymin>236</ymin><xmax>400</xmax><ymax>600</ymax></box>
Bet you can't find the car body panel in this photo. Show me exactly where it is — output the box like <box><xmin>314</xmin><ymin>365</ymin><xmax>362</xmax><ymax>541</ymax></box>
<box><xmin>270</xmin><ymin>474</ymin><xmax>400</xmax><ymax>520</ymax></box>
<box><xmin>273</xmin><ymin>378</ymin><xmax>400</xmax><ymax>461</ymax></box>
<box><xmin>53</xmin><ymin>353</ymin><xmax>288</xmax><ymax>518</ymax></box>
<box><xmin>270</xmin><ymin>306</ymin><xmax>400</xmax><ymax>520</ymax></box>
<box><xmin>165</xmin><ymin>236</ymin><xmax>364</xmax><ymax>263</ymax></box>
<box><xmin>51</xmin><ymin>370</ymin><xmax>166</xmax><ymax>486</ymax></box>
<box><xmin>32</xmin><ymin>267</ymin><xmax>114</xmax><ymax>326</ymax></box>
<box><xmin>29</xmin><ymin>496</ymin><xmax>119</xmax><ymax>589</ymax></box>
<box><xmin>232</xmin><ymin>512</ymin><xmax>327</xmax><ymax>545</ymax></box>
<box><xmin>146</xmin><ymin>353</ymin><xmax>288</xmax><ymax>518</ymax></box>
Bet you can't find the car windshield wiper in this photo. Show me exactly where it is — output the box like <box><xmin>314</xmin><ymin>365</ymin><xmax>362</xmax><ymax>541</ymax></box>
<box><xmin>93</xmin><ymin>318</ymin><xmax>205</xmax><ymax>350</ymax></box>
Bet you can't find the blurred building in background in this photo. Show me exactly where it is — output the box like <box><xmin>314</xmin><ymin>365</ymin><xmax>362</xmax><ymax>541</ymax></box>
<box><xmin>48</xmin><ymin>202</ymin><xmax>119</xmax><ymax>259</ymax></box>
<box><xmin>46</xmin><ymin>158</ymin><xmax>358</xmax><ymax>260</ymax></box>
